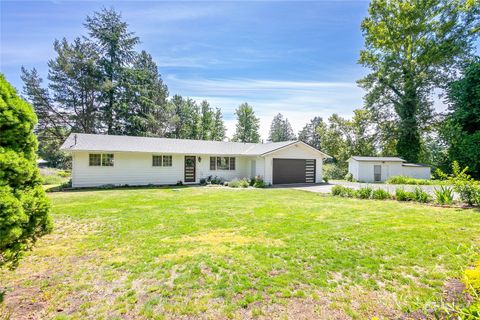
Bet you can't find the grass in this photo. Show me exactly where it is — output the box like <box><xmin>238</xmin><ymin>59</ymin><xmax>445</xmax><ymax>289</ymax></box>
<box><xmin>39</xmin><ymin>167</ymin><xmax>70</xmax><ymax>187</ymax></box>
<box><xmin>2</xmin><ymin>187</ymin><xmax>480</xmax><ymax>319</ymax></box>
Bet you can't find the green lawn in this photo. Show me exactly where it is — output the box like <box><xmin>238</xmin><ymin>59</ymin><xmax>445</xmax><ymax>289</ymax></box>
<box><xmin>2</xmin><ymin>187</ymin><xmax>480</xmax><ymax>319</ymax></box>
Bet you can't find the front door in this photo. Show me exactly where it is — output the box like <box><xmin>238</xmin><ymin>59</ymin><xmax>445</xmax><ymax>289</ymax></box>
<box><xmin>184</xmin><ymin>156</ymin><xmax>196</xmax><ymax>183</ymax></box>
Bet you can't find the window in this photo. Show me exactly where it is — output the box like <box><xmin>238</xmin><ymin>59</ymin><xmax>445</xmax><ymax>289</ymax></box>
<box><xmin>217</xmin><ymin>157</ymin><xmax>230</xmax><ymax>170</ymax></box>
<box><xmin>210</xmin><ymin>157</ymin><xmax>236</xmax><ymax>170</ymax></box>
<box><xmin>152</xmin><ymin>155</ymin><xmax>162</xmax><ymax>167</ymax></box>
<box><xmin>89</xmin><ymin>153</ymin><xmax>113</xmax><ymax>167</ymax></box>
<box><xmin>152</xmin><ymin>155</ymin><xmax>172</xmax><ymax>167</ymax></box>
<box><xmin>102</xmin><ymin>154</ymin><xmax>114</xmax><ymax>166</ymax></box>
<box><xmin>210</xmin><ymin>157</ymin><xmax>216</xmax><ymax>170</ymax></box>
<box><xmin>162</xmin><ymin>155</ymin><xmax>172</xmax><ymax>167</ymax></box>
<box><xmin>89</xmin><ymin>154</ymin><xmax>101</xmax><ymax>166</ymax></box>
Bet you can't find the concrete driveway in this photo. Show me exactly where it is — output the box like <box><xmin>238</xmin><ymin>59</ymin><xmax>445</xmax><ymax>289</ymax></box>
<box><xmin>292</xmin><ymin>180</ymin><xmax>444</xmax><ymax>195</ymax></box>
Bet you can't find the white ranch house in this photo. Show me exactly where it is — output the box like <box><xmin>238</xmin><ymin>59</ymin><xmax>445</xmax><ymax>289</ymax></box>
<box><xmin>347</xmin><ymin>156</ymin><xmax>431</xmax><ymax>182</ymax></box>
<box><xmin>61</xmin><ymin>133</ymin><xmax>330</xmax><ymax>188</ymax></box>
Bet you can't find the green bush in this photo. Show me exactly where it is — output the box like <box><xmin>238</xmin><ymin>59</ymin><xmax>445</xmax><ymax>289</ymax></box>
<box><xmin>0</xmin><ymin>75</ymin><xmax>52</xmax><ymax>269</ymax></box>
<box><xmin>323</xmin><ymin>163</ymin><xmax>347</xmax><ymax>180</ymax></box>
<box><xmin>331</xmin><ymin>185</ymin><xmax>356</xmax><ymax>197</ymax></box>
<box><xmin>323</xmin><ymin>176</ymin><xmax>329</xmax><ymax>183</ymax></box>
<box><xmin>228</xmin><ymin>178</ymin><xmax>249</xmax><ymax>188</ymax></box>
<box><xmin>395</xmin><ymin>188</ymin><xmax>414</xmax><ymax>201</ymax></box>
<box><xmin>436</xmin><ymin>161</ymin><xmax>480</xmax><ymax>206</ymax></box>
<box><xmin>412</xmin><ymin>187</ymin><xmax>431</xmax><ymax>203</ymax></box>
<box><xmin>356</xmin><ymin>186</ymin><xmax>373</xmax><ymax>199</ymax></box>
<box><xmin>434</xmin><ymin>186</ymin><xmax>454</xmax><ymax>205</ymax></box>
<box><xmin>252</xmin><ymin>176</ymin><xmax>266</xmax><ymax>188</ymax></box>
<box><xmin>386</xmin><ymin>175</ymin><xmax>433</xmax><ymax>185</ymax></box>
<box><xmin>344</xmin><ymin>173</ymin><xmax>354</xmax><ymax>182</ymax></box>
<box><xmin>371</xmin><ymin>189</ymin><xmax>390</xmax><ymax>200</ymax></box>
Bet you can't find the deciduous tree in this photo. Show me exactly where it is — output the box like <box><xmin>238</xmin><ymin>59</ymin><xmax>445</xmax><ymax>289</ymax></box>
<box><xmin>359</xmin><ymin>0</ymin><xmax>479</xmax><ymax>162</ymax></box>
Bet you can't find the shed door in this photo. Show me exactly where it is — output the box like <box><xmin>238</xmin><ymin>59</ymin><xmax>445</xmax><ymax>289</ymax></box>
<box><xmin>272</xmin><ymin>159</ymin><xmax>315</xmax><ymax>184</ymax></box>
<box><xmin>374</xmin><ymin>165</ymin><xmax>381</xmax><ymax>182</ymax></box>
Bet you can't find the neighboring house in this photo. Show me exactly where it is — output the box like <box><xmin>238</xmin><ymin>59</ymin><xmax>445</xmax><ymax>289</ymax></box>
<box><xmin>60</xmin><ymin>133</ymin><xmax>330</xmax><ymax>188</ymax></box>
<box><xmin>347</xmin><ymin>156</ymin><xmax>431</xmax><ymax>182</ymax></box>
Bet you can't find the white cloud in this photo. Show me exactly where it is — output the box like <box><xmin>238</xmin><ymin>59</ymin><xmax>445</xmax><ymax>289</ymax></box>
<box><xmin>166</xmin><ymin>76</ymin><xmax>365</xmax><ymax>140</ymax></box>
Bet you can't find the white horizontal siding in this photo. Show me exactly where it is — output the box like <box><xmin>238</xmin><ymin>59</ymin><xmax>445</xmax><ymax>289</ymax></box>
<box><xmin>71</xmin><ymin>151</ymin><xmax>251</xmax><ymax>188</ymax></box>
<box><xmin>402</xmin><ymin>166</ymin><xmax>431</xmax><ymax>179</ymax></box>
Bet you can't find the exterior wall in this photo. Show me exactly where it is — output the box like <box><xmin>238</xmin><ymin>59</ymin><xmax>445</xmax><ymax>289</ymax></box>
<box><xmin>354</xmin><ymin>161</ymin><xmax>403</xmax><ymax>182</ymax></box>
<box><xmin>71</xmin><ymin>151</ymin><xmax>251</xmax><ymax>188</ymax></box>
<box><xmin>348</xmin><ymin>160</ymin><xmax>359</xmax><ymax>181</ymax></box>
<box><xmin>402</xmin><ymin>166</ymin><xmax>431</xmax><ymax>179</ymax></box>
<box><xmin>348</xmin><ymin>160</ymin><xmax>431</xmax><ymax>182</ymax></box>
<box><xmin>263</xmin><ymin>143</ymin><xmax>325</xmax><ymax>184</ymax></box>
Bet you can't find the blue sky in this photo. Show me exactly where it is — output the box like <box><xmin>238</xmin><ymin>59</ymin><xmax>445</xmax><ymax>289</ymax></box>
<box><xmin>2</xmin><ymin>1</ymin><xmax>378</xmax><ymax>138</ymax></box>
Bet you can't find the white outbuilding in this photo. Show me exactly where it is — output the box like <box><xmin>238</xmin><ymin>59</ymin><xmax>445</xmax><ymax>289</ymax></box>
<box><xmin>347</xmin><ymin>156</ymin><xmax>431</xmax><ymax>182</ymax></box>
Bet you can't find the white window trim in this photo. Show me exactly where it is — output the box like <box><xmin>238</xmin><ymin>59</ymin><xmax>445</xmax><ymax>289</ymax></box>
<box><xmin>152</xmin><ymin>154</ymin><xmax>173</xmax><ymax>167</ymax></box>
<box><xmin>210</xmin><ymin>156</ymin><xmax>236</xmax><ymax>171</ymax></box>
<box><xmin>89</xmin><ymin>153</ymin><xmax>114</xmax><ymax>167</ymax></box>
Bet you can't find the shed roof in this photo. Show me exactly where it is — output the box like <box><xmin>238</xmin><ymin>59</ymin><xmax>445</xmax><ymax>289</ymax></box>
<box><xmin>349</xmin><ymin>156</ymin><xmax>406</xmax><ymax>162</ymax></box>
<box><xmin>60</xmin><ymin>133</ymin><xmax>329</xmax><ymax>157</ymax></box>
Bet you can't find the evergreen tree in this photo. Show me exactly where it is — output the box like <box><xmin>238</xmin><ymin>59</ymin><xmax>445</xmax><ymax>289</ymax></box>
<box><xmin>298</xmin><ymin>116</ymin><xmax>325</xmax><ymax>150</ymax></box>
<box><xmin>122</xmin><ymin>50</ymin><xmax>170</xmax><ymax>136</ymax></box>
<box><xmin>211</xmin><ymin>108</ymin><xmax>227</xmax><ymax>141</ymax></box>
<box><xmin>199</xmin><ymin>100</ymin><xmax>214</xmax><ymax>140</ymax></box>
<box><xmin>0</xmin><ymin>74</ymin><xmax>52</xmax><ymax>269</ymax></box>
<box><xmin>84</xmin><ymin>8</ymin><xmax>140</xmax><ymax>134</ymax></box>
<box><xmin>232</xmin><ymin>103</ymin><xmax>260</xmax><ymax>143</ymax></box>
<box><xmin>268</xmin><ymin>113</ymin><xmax>296</xmax><ymax>142</ymax></box>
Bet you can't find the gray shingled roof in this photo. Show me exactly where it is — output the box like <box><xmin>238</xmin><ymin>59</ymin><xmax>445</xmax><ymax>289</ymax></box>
<box><xmin>349</xmin><ymin>156</ymin><xmax>406</xmax><ymax>162</ymax></box>
<box><xmin>60</xmin><ymin>133</ymin><xmax>321</xmax><ymax>156</ymax></box>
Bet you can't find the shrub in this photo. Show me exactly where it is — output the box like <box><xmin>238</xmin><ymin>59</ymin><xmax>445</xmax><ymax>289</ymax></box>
<box><xmin>323</xmin><ymin>163</ymin><xmax>347</xmax><ymax>180</ymax></box>
<box><xmin>331</xmin><ymin>185</ymin><xmax>344</xmax><ymax>196</ymax></box>
<box><xmin>0</xmin><ymin>75</ymin><xmax>52</xmax><ymax>269</ymax></box>
<box><xmin>228</xmin><ymin>178</ymin><xmax>249</xmax><ymax>188</ymax></box>
<box><xmin>252</xmin><ymin>176</ymin><xmax>266</xmax><ymax>188</ymax></box>
<box><xmin>199</xmin><ymin>178</ymin><xmax>207</xmax><ymax>185</ymax></box>
<box><xmin>436</xmin><ymin>161</ymin><xmax>480</xmax><ymax>206</ymax></box>
<box><xmin>344</xmin><ymin>173</ymin><xmax>354</xmax><ymax>182</ymax></box>
<box><xmin>434</xmin><ymin>186</ymin><xmax>454</xmax><ymax>205</ymax></box>
<box><xmin>371</xmin><ymin>189</ymin><xmax>390</xmax><ymax>200</ymax></box>
<box><xmin>395</xmin><ymin>188</ymin><xmax>414</xmax><ymax>201</ymax></box>
<box><xmin>412</xmin><ymin>187</ymin><xmax>431</xmax><ymax>203</ymax></box>
<box><xmin>331</xmin><ymin>185</ymin><xmax>356</xmax><ymax>197</ymax></box>
<box><xmin>386</xmin><ymin>175</ymin><xmax>433</xmax><ymax>185</ymax></box>
<box><xmin>464</xmin><ymin>260</ymin><xmax>480</xmax><ymax>296</ymax></box>
<box><xmin>356</xmin><ymin>186</ymin><xmax>373</xmax><ymax>199</ymax></box>
<box><xmin>323</xmin><ymin>176</ymin><xmax>329</xmax><ymax>183</ymax></box>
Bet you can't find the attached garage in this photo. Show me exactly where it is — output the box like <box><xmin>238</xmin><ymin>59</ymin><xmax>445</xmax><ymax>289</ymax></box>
<box><xmin>272</xmin><ymin>158</ymin><xmax>316</xmax><ymax>184</ymax></box>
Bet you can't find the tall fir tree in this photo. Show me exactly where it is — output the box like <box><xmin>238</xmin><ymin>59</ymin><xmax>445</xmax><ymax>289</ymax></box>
<box><xmin>268</xmin><ymin>113</ymin><xmax>296</xmax><ymax>142</ymax></box>
<box><xmin>84</xmin><ymin>8</ymin><xmax>140</xmax><ymax>134</ymax></box>
<box><xmin>211</xmin><ymin>108</ymin><xmax>227</xmax><ymax>141</ymax></box>
<box><xmin>298</xmin><ymin>116</ymin><xmax>325</xmax><ymax>150</ymax></box>
<box><xmin>232</xmin><ymin>103</ymin><xmax>260</xmax><ymax>143</ymax></box>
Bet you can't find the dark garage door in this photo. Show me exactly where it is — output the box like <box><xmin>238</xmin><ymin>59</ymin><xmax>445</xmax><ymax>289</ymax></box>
<box><xmin>272</xmin><ymin>159</ymin><xmax>315</xmax><ymax>184</ymax></box>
